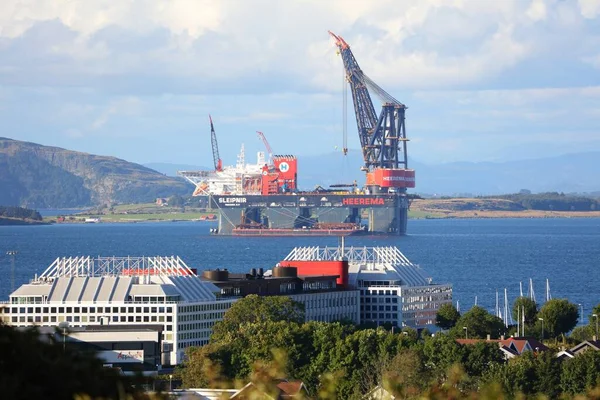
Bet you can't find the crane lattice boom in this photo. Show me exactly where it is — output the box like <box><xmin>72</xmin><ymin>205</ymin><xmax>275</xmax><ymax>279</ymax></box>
<box><xmin>256</xmin><ymin>131</ymin><xmax>273</xmax><ymax>163</ymax></box>
<box><xmin>209</xmin><ymin>114</ymin><xmax>223</xmax><ymax>172</ymax></box>
<box><xmin>329</xmin><ymin>31</ymin><xmax>414</xmax><ymax>192</ymax></box>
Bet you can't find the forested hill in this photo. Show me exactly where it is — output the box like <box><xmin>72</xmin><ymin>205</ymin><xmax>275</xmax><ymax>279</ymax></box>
<box><xmin>0</xmin><ymin>137</ymin><xmax>189</xmax><ymax>208</ymax></box>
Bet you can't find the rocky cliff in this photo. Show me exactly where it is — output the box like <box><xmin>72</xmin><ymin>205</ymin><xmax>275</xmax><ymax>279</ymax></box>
<box><xmin>0</xmin><ymin>137</ymin><xmax>189</xmax><ymax>208</ymax></box>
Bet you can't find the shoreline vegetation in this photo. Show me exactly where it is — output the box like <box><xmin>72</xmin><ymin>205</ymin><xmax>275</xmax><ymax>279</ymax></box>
<box><xmin>410</xmin><ymin>198</ymin><xmax>600</xmax><ymax>219</ymax></box>
<box><xmin>3</xmin><ymin>192</ymin><xmax>600</xmax><ymax>225</ymax></box>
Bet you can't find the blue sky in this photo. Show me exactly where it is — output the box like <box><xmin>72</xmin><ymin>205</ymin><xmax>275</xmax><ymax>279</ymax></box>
<box><xmin>1</xmin><ymin>0</ymin><xmax>600</xmax><ymax>166</ymax></box>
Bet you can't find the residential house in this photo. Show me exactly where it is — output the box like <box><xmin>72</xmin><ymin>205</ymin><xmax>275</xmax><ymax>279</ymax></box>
<box><xmin>456</xmin><ymin>336</ymin><xmax>549</xmax><ymax>360</ymax></box>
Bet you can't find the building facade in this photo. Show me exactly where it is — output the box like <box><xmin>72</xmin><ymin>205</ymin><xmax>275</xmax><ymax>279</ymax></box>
<box><xmin>282</xmin><ymin>246</ymin><xmax>453</xmax><ymax>329</ymax></box>
<box><xmin>0</xmin><ymin>256</ymin><xmax>236</xmax><ymax>365</ymax></box>
<box><xmin>201</xmin><ymin>267</ymin><xmax>360</xmax><ymax>324</ymax></box>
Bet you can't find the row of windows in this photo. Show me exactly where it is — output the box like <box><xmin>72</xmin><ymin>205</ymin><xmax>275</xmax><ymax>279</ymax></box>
<box><xmin>361</xmin><ymin>305</ymin><xmax>398</xmax><ymax>312</ymax></box>
<box><xmin>179</xmin><ymin>302</ymin><xmax>231</xmax><ymax>313</ymax></box>
<box><xmin>4</xmin><ymin>306</ymin><xmax>173</xmax><ymax>314</ymax></box>
<box><xmin>177</xmin><ymin>339</ymin><xmax>209</xmax><ymax>349</ymax></box>
<box><xmin>10</xmin><ymin>314</ymin><xmax>174</xmax><ymax>328</ymax></box>
<box><xmin>302</xmin><ymin>281</ymin><xmax>336</xmax><ymax>291</ymax></box>
<box><xmin>359</xmin><ymin>280</ymin><xmax>402</xmax><ymax>287</ymax></box>
<box><xmin>178</xmin><ymin>318</ymin><xmax>223</xmax><ymax>332</ymax></box>
<box><xmin>179</xmin><ymin>312</ymin><xmax>224</xmax><ymax>322</ymax></box>
<box><xmin>361</xmin><ymin>312</ymin><xmax>398</xmax><ymax>321</ymax></box>
<box><xmin>297</xmin><ymin>296</ymin><xmax>357</xmax><ymax>309</ymax></box>
<box><xmin>178</xmin><ymin>331</ymin><xmax>210</xmax><ymax>341</ymax></box>
<box><xmin>363</xmin><ymin>297</ymin><xmax>398</xmax><ymax>304</ymax></box>
<box><xmin>361</xmin><ymin>289</ymin><xmax>399</xmax><ymax>296</ymax></box>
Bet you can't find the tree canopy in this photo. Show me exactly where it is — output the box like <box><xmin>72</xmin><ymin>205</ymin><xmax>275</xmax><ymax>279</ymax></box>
<box><xmin>512</xmin><ymin>296</ymin><xmax>538</xmax><ymax>325</ymax></box>
<box><xmin>0</xmin><ymin>323</ymin><xmax>155</xmax><ymax>400</ymax></box>
<box><xmin>452</xmin><ymin>306</ymin><xmax>506</xmax><ymax>339</ymax></box>
<box><xmin>436</xmin><ymin>303</ymin><xmax>460</xmax><ymax>330</ymax></box>
<box><xmin>538</xmin><ymin>299</ymin><xmax>579</xmax><ymax>339</ymax></box>
<box><xmin>211</xmin><ymin>295</ymin><xmax>305</xmax><ymax>342</ymax></box>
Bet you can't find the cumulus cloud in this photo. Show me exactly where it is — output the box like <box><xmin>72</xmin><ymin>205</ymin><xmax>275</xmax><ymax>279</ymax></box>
<box><xmin>2</xmin><ymin>0</ymin><xmax>600</xmax><ymax>164</ymax></box>
<box><xmin>0</xmin><ymin>0</ymin><xmax>598</xmax><ymax>95</ymax></box>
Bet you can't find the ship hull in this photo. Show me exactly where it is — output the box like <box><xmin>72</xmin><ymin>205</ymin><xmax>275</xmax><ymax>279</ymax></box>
<box><xmin>210</xmin><ymin>193</ymin><xmax>409</xmax><ymax>236</ymax></box>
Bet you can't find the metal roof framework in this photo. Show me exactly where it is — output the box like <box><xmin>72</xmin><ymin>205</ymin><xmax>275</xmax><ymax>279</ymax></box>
<box><xmin>38</xmin><ymin>256</ymin><xmax>197</xmax><ymax>280</ymax></box>
<box><xmin>284</xmin><ymin>246</ymin><xmax>431</xmax><ymax>287</ymax></box>
<box><xmin>284</xmin><ymin>246</ymin><xmax>416</xmax><ymax>267</ymax></box>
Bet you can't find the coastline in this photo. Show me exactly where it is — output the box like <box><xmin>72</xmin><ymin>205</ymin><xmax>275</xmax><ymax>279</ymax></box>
<box><xmin>409</xmin><ymin>210</ymin><xmax>600</xmax><ymax>219</ymax></box>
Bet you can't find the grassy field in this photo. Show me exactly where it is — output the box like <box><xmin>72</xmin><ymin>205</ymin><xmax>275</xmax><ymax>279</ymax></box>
<box><xmin>44</xmin><ymin>202</ymin><xmax>218</xmax><ymax>223</ymax></box>
<box><xmin>409</xmin><ymin>198</ymin><xmax>600</xmax><ymax>219</ymax></box>
<box><xmin>101</xmin><ymin>212</ymin><xmax>211</xmax><ymax>222</ymax></box>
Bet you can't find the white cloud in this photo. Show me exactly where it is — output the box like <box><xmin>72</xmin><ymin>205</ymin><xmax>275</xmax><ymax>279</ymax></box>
<box><xmin>0</xmin><ymin>0</ymin><xmax>597</xmax><ymax>95</ymax></box>
<box><xmin>578</xmin><ymin>0</ymin><xmax>600</xmax><ymax>18</ymax></box>
<box><xmin>91</xmin><ymin>96</ymin><xmax>143</xmax><ymax>131</ymax></box>
<box><xmin>526</xmin><ymin>0</ymin><xmax>547</xmax><ymax>21</ymax></box>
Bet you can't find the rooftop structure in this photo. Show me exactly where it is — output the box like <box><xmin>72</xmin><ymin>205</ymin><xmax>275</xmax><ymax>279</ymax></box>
<box><xmin>282</xmin><ymin>246</ymin><xmax>452</xmax><ymax>329</ymax></box>
<box><xmin>201</xmin><ymin>267</ymin><xmax>360</xmax><ymax>324</ymax></box>
<box><xmin>1</xmin><ymin>256</ymin><xmax>236</xmax><ymax>366</ymax></box>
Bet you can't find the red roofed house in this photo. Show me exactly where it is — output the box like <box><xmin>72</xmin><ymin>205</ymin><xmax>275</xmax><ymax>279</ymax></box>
<box><xmin>456</xmin><ymin>336</ymin><xmax>549</xmax><ymax>359</ymax></box>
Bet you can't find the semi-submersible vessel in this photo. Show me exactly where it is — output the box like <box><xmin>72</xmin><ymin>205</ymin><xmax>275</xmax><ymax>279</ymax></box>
<box><xmin>179</xmin><ymin>31</ymin><xmax>415</xmax><ymax>236</ymax></box>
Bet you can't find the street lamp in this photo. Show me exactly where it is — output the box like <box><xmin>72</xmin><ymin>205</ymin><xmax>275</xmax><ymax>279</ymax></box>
<box><xmin>169</xmin><ymin>374</ymin><xmax>173</xmax><ymax>392</ymax></box>
<box><xmin>58</xmin><ymin>321</ymin><xmax>69</xmax><ymax>352</ymax></box>
<box><xmin>463</xmin><ymin>326</ymin><xmax>468</xmax><ymax>339</ymax></box>
<box><xmin>538</xmin><ymin>318</ymin><xmax>544</xmax><ymax>340</ymax></box>
<box><xmin>6</xmin><ymin>250</ymin><xmax>17</xmax><ymax>293</ymax></box>
<box><xmin>593</xmin><ymin>314</ymin><xmax>598</xmax><ymax>339</ymax></box>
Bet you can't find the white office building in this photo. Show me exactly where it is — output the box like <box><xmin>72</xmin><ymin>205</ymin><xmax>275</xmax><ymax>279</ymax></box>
<box><xmin>0</xmin><ymin>256</ymin><xmax>236</xmax><ymax>365</ymax></box>
<box><xmin>283</xmin><ymin>246</ymin><xmax>453</xmax><ymax>329</ymax></box>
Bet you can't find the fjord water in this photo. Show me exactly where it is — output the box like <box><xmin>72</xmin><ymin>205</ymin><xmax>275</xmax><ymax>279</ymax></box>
<box><xmin>1</xmin><ymin>218</ymin><xmax>599</xmax><ymax>322</ymax></box>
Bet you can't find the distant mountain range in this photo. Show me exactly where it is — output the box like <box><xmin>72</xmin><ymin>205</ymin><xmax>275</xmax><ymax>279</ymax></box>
<box><xmin>1</xmin><ymin>136</ymin><xmax>596</xmax><ymax>210</ymax></box>
<box><xmin>148</xmin><ymin>150</ymin><xmax>600</xmax><ymax>196</ymax></box>
<box><xmin>0</xmin><ymin>138</ymin><xmax>189</xmax><ymax>208</ymax></box>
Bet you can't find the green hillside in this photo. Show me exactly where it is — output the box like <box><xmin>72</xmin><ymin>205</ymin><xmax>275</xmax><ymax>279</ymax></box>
<box><xmin>0</xmin><ymin>137</ymin><xmax>190</xmax><ymax>208</ymax></box>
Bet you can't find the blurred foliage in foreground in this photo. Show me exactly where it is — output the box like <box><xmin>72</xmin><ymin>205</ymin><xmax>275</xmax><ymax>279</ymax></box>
<box><xmin>177</xmin><ymin>296</ymin><xmax>600</xmax><ymax>399</ymax></box>
<box><xmin>0</xmin><ymin>322</ymin><xmax>165</xmax><ymax>400</ymax></box>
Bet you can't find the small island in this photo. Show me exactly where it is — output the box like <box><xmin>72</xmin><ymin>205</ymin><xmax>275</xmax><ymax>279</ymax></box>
<box><xmin>0</xmin><ymin>206</ymin><xmax>48</xmax><ymax>225</ymax></box>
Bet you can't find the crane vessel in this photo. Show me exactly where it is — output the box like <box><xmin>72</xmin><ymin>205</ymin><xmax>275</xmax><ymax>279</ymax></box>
<box><xmin>178</xmin><ymin>32</ymin><xmax>415</xmax><ymax>236</ymax></box>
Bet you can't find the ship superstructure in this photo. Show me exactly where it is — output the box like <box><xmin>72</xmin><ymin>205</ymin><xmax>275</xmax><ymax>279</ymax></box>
<box><xmin>178</xmin><ymin>31</ymin><xmax>417</xmax><ymax>236</ymax></box>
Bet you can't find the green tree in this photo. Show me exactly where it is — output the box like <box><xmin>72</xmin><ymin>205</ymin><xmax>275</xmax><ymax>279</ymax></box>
<box><xmin>384</xmin><ymin>348</ymin><xmax>428</xmax><ymax>398</ymax></box>
<box><xmin>560</xmin><ymin>350</ymin><xmax>600</xmax><ymax>395</ymax></box>
<box><xmin>512</xmin><ymin>296</ymin><xmax>538</xmax><ymax>325</ymax></box>
<box><xmin>538</xmin><ymin>298</ymin><xmax>579</xmax><ymax>339</ymax></box>
<box><xmin>422</xmin><ymin>334</ymin><xmax>466</xmax><ymax>380</ymax></box>
<box><xmin>168</xmin><ymin>194</ymin><xmax>184</xmax><ymax>207</ymax></box>
<box><xmin>329</xmin><ymin>328</ymin><xmax>409</xmax><ymax>399</ymax></box>
<box><xmin>570</xmin><ymin>325</ymin><xmax>595</xmax><ymax>342</ymax></box>
<box><xmin>0</xmin><ymin>324</ymin><xmax>154</xmax><ymax>400</ymax></box>
<box><xmin>435</xmin><ymin>303</ymin><xmax>460</xmax><ymax>330</ymax></box>
<box><xmin>211</xmin><ymin>295</ymin><xmax>305</xmax><ymax>342</ymax></box>
<box><xmin>453</xmin><ymin>306</ymin><xmax>506</xmax><ymax>339</ymax></box>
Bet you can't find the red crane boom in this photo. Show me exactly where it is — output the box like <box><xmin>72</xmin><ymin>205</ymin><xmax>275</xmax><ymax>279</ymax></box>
<box><xmin>209</xmin><ymin>115</ymin><xmax>222</xmax><ymax>172</ymax></box>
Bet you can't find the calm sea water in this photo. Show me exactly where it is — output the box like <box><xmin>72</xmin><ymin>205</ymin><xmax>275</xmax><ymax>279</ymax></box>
<box><xmin>1</xmin><ymin>219</ymin><xmax>599</xmax><ymax>323</ymax></box>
